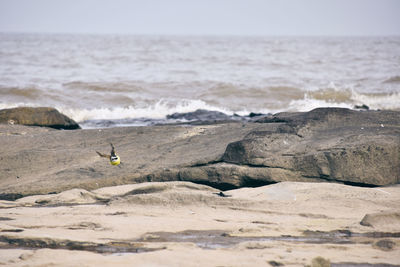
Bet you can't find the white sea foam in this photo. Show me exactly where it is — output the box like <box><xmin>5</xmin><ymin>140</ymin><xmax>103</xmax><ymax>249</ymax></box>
<box><xmin>293</xmin><ymin>87</ymin><xmax>400</xmax><ymax>112</ymax></box>
<box><xmin>0</xmin><ymin>102</ymin><xmax>41</xmax><ymax>110</ymax></box>
<box><xmin>287</xmin><ymin>97</ymin><xmax>353</xmax><ymax>112</ymax></box>
<box><xmin>58</xmin><ymin>99</ymin><xmax>234</xmax><ymax>123</ymax></box>
<box><xmin>350</xmin><ymin>91</ymin><xmax>400</xmax><ymax>110</ymax></box>
<box><xmin>2</xmin><ymin>90</ymin><xmax>399</xmax><ymax>128</ymax></box>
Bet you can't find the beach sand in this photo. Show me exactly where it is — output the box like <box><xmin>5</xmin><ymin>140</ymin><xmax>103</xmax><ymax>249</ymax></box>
<box><xmin>0</xmin><ymin>181</ymin><xmax>399</xmax><ymax>266</ymax></box>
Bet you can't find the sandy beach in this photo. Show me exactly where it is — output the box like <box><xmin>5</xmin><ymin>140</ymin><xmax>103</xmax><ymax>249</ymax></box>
<box><xmin>0</xmin><ymin>181</ymin><xmax>399</xmax><ymax>266</ymax></box>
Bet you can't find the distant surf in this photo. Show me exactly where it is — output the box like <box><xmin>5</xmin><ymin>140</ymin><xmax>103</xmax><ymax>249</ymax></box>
<box><xmin>1</xmin><ymin>33</ymin><xmax>399</xmax><ymax>128</ymax></box>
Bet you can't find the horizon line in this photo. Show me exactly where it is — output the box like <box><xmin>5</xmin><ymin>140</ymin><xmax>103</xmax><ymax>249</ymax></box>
<box><xmin>1</xmin><ymin>30</ymin><xmax>400</xmax><ymax>38</ymax></box>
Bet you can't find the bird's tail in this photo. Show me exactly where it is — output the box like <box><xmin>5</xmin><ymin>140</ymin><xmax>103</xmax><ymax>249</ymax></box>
<box><xmin>110</xmin><ymin>143</ymin><xmax>117</xmax><ymax>157</ymax></box>
<box><xmin>96</xmin><ymin>151</ymin><xmax>110</xmax><ymax>159</ymax></box>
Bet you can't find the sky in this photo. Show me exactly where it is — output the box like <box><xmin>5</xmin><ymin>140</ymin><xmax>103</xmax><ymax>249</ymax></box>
<box><xmin>0</xmin><ymin>0</ymin><xmax>399</xmax><ymax>36</ymax></box>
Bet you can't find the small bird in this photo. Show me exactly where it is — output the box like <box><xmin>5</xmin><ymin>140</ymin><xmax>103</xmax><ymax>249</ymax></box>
<box><xmin>96</xmin><ymin>143</ymin><xmax>121</xmax><ymax>166</ymax></box>
<box><xmin>213</xmin><ymin>191</ymin><xmax>231</xmax><ymax>197</ymax></box>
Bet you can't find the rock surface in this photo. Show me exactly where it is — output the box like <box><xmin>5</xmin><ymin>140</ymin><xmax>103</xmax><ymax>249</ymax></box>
<box><xmin>166</xmin><ymin>108</ymin><xmax>235</xmax><ymax>121</ymax></box>
<box><xmin>0</xmin><ymin>108</ymin><xmax>399</xmax><ymax>199</ymax></box>
<box><xmin>220</xmin><ymin>108</ymin><xmax>400</xmax><ymax>186</ymax></box>
<box><xmin>360</xmin><ymin>211</ymin><xmax>400</xmax><ymax>230</ymax></box>
<box><xmin>0</xmin><ymin>181</ymin><xmax>399</xmax><ymax>266</ymax></box>
<box><xmin>0</xmin><ymin>107</ymin><xmax>80</xmax><ymax>130</ymax></box>
<box><xmin>174</xmin><ymin>107</ymin><xmax>400</xmax><ymax>188</ymax></box>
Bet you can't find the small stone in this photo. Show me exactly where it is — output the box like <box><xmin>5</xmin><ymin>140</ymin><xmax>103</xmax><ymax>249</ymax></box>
<box><xmin>311</xmin><ymin>256</ymin><xmax>331</xmax><ymax>267</ymax></box>
<box><xmin>354</xmin><ymin>104</ymin><xmax>369</xmax><ymax>110</ymax></box>
<box><xmin>268</xmin><ymin>260</ymin><xmax>284</xmax><ymax>266</ymax></box>
<box><xmin>19</xmin><ymin>252</ymin><xmax>34</xmax><ymax>260</ymax></box>
<box><xmin>373</xmin><ymin>239</ymin><xmax>396</xmax><ymax>251</ymax></box>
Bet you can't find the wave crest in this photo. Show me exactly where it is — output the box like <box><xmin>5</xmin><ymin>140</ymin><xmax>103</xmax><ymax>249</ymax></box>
<box><xmin>63</xmin><ymin>81</ymin><xmax>146</xmax><ymax>93</ymax></box>
<box><xmin>59</xmin><ymin>99</ymin><xmax>234</xmax><ymax>123</ymax></box>
<box><xmin>0</xmin><ymin>86</ymin><xmax>43</xmax><ymax>99</ymax></box>
<box><xmin>383</xmin><ymin>76</ymin><xmax>400</xmax><ymax>84</ymax></box>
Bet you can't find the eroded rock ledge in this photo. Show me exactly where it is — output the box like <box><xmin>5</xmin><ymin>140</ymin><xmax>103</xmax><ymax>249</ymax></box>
<box><xmin>0</xmin><ymin>108</ymin><xmax>399</xmax><ymax>199</ymax></box>
<box><xmin>177</xmin><ymin>108</ymin><xmax>400</xmax><ymax>188</ymax></box>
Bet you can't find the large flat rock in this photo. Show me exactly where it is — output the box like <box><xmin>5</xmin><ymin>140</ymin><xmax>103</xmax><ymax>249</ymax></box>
<box><xmin>0</xmin><ymin>108</ymin><xmax>399</xmax><ymax>199</ymax></box>
<box><xmin>0</xmin><ymin>122</ymin><xmax>264</xmax><ymax>198</ymax></box>
<box><xmin>185</xmin><ymin>108</ymin><xmax>400</xmax><ymax>187</ymax></box>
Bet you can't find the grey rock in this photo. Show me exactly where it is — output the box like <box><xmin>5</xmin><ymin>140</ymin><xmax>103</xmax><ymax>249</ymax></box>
<box><xmin>0</xmin><ymin>122</ymin><xmax>262</xmax><ymax>198</ymax></box>
<box><xmin>255</xmin><ymin>107</ymin><xmax>399</xmax><ymax>136</ymax></box>
<box><xmin>217</xmin><ymin>108</ymin><xmax>400</xmax><ymax>186</ymax></box>
<box><xmin>0</xmin><ymin>107</ymin><xmax>399</xmax><ymax>199</ymax></box>
<box><xmin>373</xmin><ymin>239</ymin><xmax>396</xmax><ymax>251</ymax></box>
<box><xmin>0</xmin><ymin>107</ymin><xmax>80</xmax><ymax>130</ymax></box>
<box><xmin>166</xmin><ymin>109</ymin><xmax>232</xmax><ymax>121</ymax></box>
<box><xmin>165</xmin><ymin>109</ymin><xmax>245</xmax><ymax>125</ymax></box>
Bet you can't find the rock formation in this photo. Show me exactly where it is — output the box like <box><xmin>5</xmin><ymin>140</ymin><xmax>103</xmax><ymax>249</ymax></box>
<box><xmin>176</xmin><ymin>108</ymin><xmax>400</xmax><ymax>188</ymax></box>
<box><xmin>0</xmin><ymin>107</ymin><xmax>80</xmax><ymax>130</ymax></box>
<box><xmin>0</xmin><ymin>108</ymin><xmax>399</xmax><ymax>199</ymax></box>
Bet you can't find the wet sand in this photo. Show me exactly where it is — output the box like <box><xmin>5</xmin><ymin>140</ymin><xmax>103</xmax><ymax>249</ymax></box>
<box><xmin>0</xmin><ymin>181</ymin><xmax>399</xmax><ymax>266</ymax></box>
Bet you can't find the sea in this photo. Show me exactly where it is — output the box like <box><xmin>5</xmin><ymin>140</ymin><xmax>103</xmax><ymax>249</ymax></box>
<box><xmin>1</xmin><ymin>33</ymin><xmax>400</xmax><ymax>128</ymax></box>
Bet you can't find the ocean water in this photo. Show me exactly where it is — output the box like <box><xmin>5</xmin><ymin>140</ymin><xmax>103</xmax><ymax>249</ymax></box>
<box><xmin>1</xmin><ymin>33</ymin><xmax>399</xmax><ymax>128</ymax></box>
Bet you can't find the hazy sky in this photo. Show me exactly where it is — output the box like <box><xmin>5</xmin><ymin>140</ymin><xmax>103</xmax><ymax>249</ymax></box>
<box><xmin>0</xmin><ymin>0</ymin><xmax>399</xmax><ymax>36</ymax></box>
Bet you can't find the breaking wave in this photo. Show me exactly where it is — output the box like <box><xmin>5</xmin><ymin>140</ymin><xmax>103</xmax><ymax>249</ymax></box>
<box><xmin>302</xmin><ymin>87</ymin><xmax>400</xmax><ymax>111</ymax></box>
<box><xmin>57</xmin><ymin>89</ymin><xmax>400</xmax><ymax>128</ymax></box>
<box><xmin>0</xmin><ymin>86</ymin><xmax>44</xmax><ymax>100</ymax></box>
<box><xmin>383</xmin><ymin>76</ymin><xmax>400</xmax><ymax>84</ymax></box>
<box><xmin>58</xmin><ymin>99</ymin><xmax>236</xmax><ymax>123</ymax></box>
<box><xmin>2</xmin><ymin>87</ymin><xmax>400</xmax><ymax>128</ymax></box>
